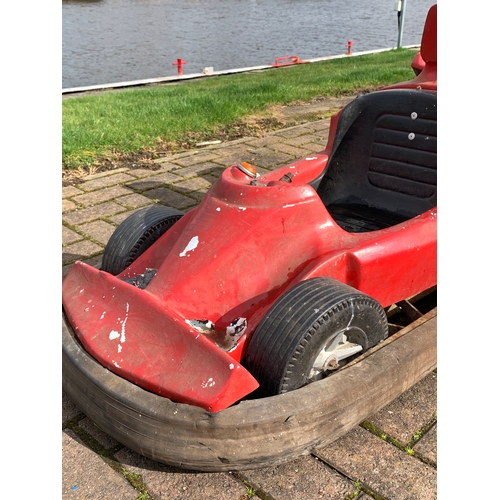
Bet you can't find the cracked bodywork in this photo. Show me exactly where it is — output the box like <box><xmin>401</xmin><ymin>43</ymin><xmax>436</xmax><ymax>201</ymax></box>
<box><xmin>121</xmin><ymin>268</ymin><xmax>157</xmax><ymax>289</ymax></box>
<box><xmin>185</xmin><ymin>317</ymin><xmax>247</xmax><ymax>352</ymax></box>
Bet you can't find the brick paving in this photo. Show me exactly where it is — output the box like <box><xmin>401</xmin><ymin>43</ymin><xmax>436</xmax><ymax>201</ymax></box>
<box><xmin>62</xmin><ymin>113</ymin><xmax>437</xmax><ymax>499</ymax></box>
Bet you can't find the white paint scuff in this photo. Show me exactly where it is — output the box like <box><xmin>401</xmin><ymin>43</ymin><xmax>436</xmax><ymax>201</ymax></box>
<box><xmin>179</xmin><ymin>236</ymin><xmax>199</xmax><ymax>257</ymax></box>
<box><xmin>120</xmin><ymin>302</ymin><xmax>130</xmax><ymax>343</ymax></box>
<box><xmin>201</xmin><ymin>377</ymin><xmax>216</xmax><ymax>388</ymax></box>
<box><xmin>109</xmin><ymin>302</ymin><xmax>129</xmax><ymax>352</ymax></box>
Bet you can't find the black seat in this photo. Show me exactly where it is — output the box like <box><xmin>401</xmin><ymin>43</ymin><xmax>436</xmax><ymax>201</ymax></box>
<box><xmin>315</xmin><ymin>89</ymin><xmax>437</xmax><ymax>232</ymax></box>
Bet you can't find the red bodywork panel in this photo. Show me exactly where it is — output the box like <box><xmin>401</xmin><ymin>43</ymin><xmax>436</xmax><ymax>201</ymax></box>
<box><xmin>62</xmin><ymin>5</ymin><xmax>437</xmax><ymax>412</ymax></box>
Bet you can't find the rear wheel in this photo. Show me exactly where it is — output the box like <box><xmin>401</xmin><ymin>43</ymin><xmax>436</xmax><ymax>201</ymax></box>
<box><xmin>101</xmin><ymin>205</ymin><xmax>183</xmax><ymax>275</ymax></box>
<box><xmin>244</xmin><ymin>277</ymin><xmax>388</xmax><ymax>396</ymax></box>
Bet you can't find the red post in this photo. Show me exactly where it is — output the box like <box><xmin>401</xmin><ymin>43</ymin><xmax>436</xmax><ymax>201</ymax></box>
<box><xmin>346</xmin><ymin>41</ymin><xmax>353</xmax><ymax>56</ymax></box>
<box><xmin>172</xmin><ymin>58</ymin><xmax>187</xmax><ymax>76</ymax></box>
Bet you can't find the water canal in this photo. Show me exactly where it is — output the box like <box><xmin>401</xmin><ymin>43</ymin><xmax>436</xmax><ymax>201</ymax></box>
<box><xmin>62</xmin><ymin>0</ymin><xmax>435</xmax><ymax>89</ymax></box>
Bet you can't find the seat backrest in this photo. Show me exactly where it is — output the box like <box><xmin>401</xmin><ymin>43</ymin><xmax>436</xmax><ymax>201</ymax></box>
<box><xmin>317</xmin><ymin>89</ymin><xmax>437</xmax><ymax>219</ymax></box>
<box><xmin>420</xmin><ymin>4</ymin><xmax>437</xmax><ymax>66</ymax></box>
<box><xmin>381</xmin><ymin>4</ymin><xmax>437</xmax><ymax>91</ymax></box>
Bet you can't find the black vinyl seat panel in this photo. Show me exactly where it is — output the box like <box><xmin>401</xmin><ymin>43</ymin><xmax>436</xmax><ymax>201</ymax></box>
<box><xmin>316</xmin><ymin>89</ymin><xmax>437</xmax><ymax>233</ymax></box>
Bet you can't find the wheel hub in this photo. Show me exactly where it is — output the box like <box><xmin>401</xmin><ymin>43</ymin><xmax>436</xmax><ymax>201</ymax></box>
<box><xmin>309</xmin><ymin>331</ymin><xmax>363</xmax><ymax>381</ymax></box>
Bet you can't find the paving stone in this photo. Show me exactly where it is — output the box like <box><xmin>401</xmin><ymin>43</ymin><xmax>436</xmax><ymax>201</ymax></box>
<box><xmin>211</xmin><ymin>150</ymin><xmax>257</xmax><ymax>166</ymax></box>
<box><xmin>81</xmin><ymin>167</ymin><xmax>130</xmax><ymax>181</ymax></box>
<box><xmin>366</xmin><ymin>372</ymin><xmax>437</xmax><ymax>445</ymax></box>
<box><xmin>315</xmin><ymin>426</ymin><xmax>437</xmax><ymax>500</ymax></box>
<box><xmin>62</xmin><ymin>430</ymin><xmax>138</xmax><ymax>500</ymax></box>
<box><xmin>244</xmin><ymin>135</ymin><xmax>283</xmax><ymax>147</ymax></box>
<box><xmin>205</xmin><ymin>173</ymin><xmax>222</xmax><ymax>184</ymax></box>
<box><xmin>275</xmin><ymin>127</ymin><xmax>315</xmax><ymax>139</ymax></box>
<box><xmin>174</xmin><ymin>176</ymin><xmax>214</xmax><ymax>193</ymax></box>
<box><xmin>302</xmin><ymin>119</ymin><xmax>331</xmax><ymax>132</ymax></box>
<box><xmin>77</xmin><ymin>220</ymin><xmax>116</xmax><ymax>245</ymax></box>
<box><xmin>62</xmin><ymin>226</ymin><xmax>83</xmax><ymax>246</ymax></box>
<box><xmin>172</xmin><ymin>161</ymin><xmax>224</xmax><ymax>178</ymax></box>
<box><xmin>107</xmin><ymin>207</ymin><xmax>150</xmax><ymax>225</ymax></box>
<box><xmin>297</xmin><ymin>143</ymin><xmax>325</xmax><ymax>155</ymax></box>
<box><xmin>150</xmin><ymin>161</ymin><xmax>185</xmax><ymax>171</ymax></box>
<box><xmin>126</xmin><ymin>171</ymin><xmax>181</xmax><ymax>191</ymax></box>
<box><xmin>62</xmin><ymin>390</ymin><xmax>83</xmax><ymax>424</ymax></box>
<box><xmin>72</xmin><ymin>185</ymin><xmax>134</xmax><ymax>207</ymax></box>
<box><xmin>62</xmin><ymin>201</ymin><xmax>127</xmax><ymax>226</ymax></box>
<box><xmin>125</xmin><ymin>168</ymin><xmax>164</xmax><ymax>178</ymax></box>
<box><xmin>270</xmin><ymin>142</ymin><xmax>312</xmax><ymax>157</ymax></box>
<box><xmin>207</xmin><ymin>166</ymin><xmax>225</xmax><ymax>177</ymax></box>
<box><xmin>63</xmin><ymin>186</ymin><xmax>84</xmax><ymax>198</ymax></box>
<box><xmin>167</xmin><ymin>150</ymin><xmax>208</xmax><ymax>161</ymax></box>
<box><xmin>188</xmin><ymin>191</ymin><xmax>209</xmax><ymax>203</ymax></box>
<box><xmin>77</xmin><ymin>173</ymin><xmax>137</xmax><ymax>191</ymax></box>
<box><xmin>251</xmin><ymin>151</ymin><xmax>293</xmax><ymax>168</ymax></box>
<box><xmin>284</xmin><ymin>134</ymin><xmax>325</xmax><ymax>147</ymax></box>
<box><xmin>210</xmin><ymin>143</ymin><xmax>252</xmax><ymax>158</ymax></box>
<box><xmin>78</xmin><ymin>417</ymin><xmax>120</xmax><ymax>450</ymax></box>
<box><xmin>62</xmin><ymin>240</ymin><xmax>103</xmax><ymax>265</ymax></box>
<box><xmin>242</xmin><ymin>455</ymin><xmax>356</xmax><ymax>500</ymax></box>
<box><xmin>143</xmin><ymin>187</ymin><xmax>197</xmax><ymax>209</ymax></box>
<box><xmin>315</xmin><ymin>128</ymin><xmax>331</xmax><ymax>140</ymax></box>
<box><xmin>115</xmin><ymin>193</ymin><xmax>153</xmax><ymax>209</ymax></box>
<box><xmin>414</xmin><ymin>423</ymin><xmax>437</xmax><ymax>464</ymax></box>
<box><xmin>62</xmin><ymin>199</ymin><xmax>78</xmax><ymax>213</ymax></box>
<box><xmin>114</xmin><ymin>448</ymin><xmax>249</xmax><ymax>500</ymax></box>
<box><xmin>171</xmin><ymin>151</ymin><xmax>219</xmax><ymax>167</ymax></box>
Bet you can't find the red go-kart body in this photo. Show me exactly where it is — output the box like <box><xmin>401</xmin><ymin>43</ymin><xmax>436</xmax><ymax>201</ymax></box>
<box><xmin>63</xmin><ymin>6</ymin><xmax>437</xmax><ymax>414</ymax></box>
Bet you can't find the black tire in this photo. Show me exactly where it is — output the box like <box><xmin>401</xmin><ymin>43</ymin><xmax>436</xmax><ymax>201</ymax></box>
<box><xmin>244</xmin><ymin>277</ymin><xmax>388</xmax><ymax>397</ymax></box>
<box><xmin>101</xmin><ymin>205</ymin><xmax>183</xmax><ymax>275</ymax></box>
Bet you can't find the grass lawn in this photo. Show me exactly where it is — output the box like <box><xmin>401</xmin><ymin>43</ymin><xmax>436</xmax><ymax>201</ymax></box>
<box><xmin>63</xmin><ymin>49</ymin><xmax>417</xmax><ymax>170</ymax></box>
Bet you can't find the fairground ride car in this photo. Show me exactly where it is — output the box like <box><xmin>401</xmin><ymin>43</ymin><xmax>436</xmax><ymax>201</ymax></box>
<box><xmin>62</xmin><ymin>2</ymin><xmax>437</xmax><ymax>471</ymax></box>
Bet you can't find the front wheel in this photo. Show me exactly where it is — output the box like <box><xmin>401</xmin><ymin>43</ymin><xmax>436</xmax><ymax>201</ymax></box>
<box><xmin>244</xmin><ymin>277</ymin><xmax>388</xmax><ymax>397</ymax></box>
<box><xmin>101</xmin><ymin>205</ymin><xmax>184</xmax><ymax>275</ymax></box>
